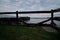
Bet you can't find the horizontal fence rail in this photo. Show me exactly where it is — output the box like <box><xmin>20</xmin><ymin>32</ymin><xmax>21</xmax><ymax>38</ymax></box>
<box><xmin>0</xmin><ymin>11</ymin><xmax>51</xmax><ymax>14</ymax></box>
<box><xmin>0</xmin><ymin>9</ymin><xmax>60</xmax><ymax>14</ymax></box>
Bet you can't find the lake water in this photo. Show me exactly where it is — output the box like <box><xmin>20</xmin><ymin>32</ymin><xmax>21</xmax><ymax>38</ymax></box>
<box><xmin>26</xmin><ymin>18</ymin><xmax>60</xmax><ymax>28</ymax></box>
<box><xmin>0</xmin><ymin>13</ymin><xmax>60</xmax><ymax>28</ymax></box>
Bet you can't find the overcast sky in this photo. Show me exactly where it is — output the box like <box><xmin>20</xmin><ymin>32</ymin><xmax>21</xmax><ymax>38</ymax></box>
<box><xmin>0</xmin><ymin>0</ymin><xmax>60</xmax><ymax>12</ymax></box>
<box><xmin>0</xmin><ymin>0</ymin><xmax>60</xmax><ymax>17</ymax></box>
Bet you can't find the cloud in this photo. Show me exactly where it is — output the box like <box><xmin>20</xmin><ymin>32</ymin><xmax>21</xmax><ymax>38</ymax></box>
<box><xmin>0</xmin><ymin>0</ymin><xmax>60</xmax><ymax>12</ymax></box>
<box><xmin>40</xmin><ymin>0</ymin><xmax>60</xmax><ymax>9</ymax></box>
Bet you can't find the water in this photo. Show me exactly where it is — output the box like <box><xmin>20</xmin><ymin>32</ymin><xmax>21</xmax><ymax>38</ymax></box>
<box><xmin>26</xmin><ymin>18</ymin><xmax>60</xmax><ymax>28</ymax></box>
<box><xmin>0</xmin><ymin>13</ymin><xmax>60</xmax><ymax>28</ymax></box>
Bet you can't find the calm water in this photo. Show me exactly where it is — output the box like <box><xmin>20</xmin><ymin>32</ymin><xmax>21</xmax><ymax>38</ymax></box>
<box><xmin>26</xmin><ymin>18</ymin><xmax>60</xmax><ymax>28</ymax></box>
<box><xmin>0</xmin><ymin>13</ymin><xmax>60</xmax><ymax>28</ymax></box>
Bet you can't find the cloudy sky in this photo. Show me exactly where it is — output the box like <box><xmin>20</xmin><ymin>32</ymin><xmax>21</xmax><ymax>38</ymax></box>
<box><xmin>0</xmin><ymin>0</ymin><xmax>60</xmax><ymax>17</ymax></box>
<box><xmin>0</xmin><ymin>0</ymin><xmax>60</xmax><ymax>12</ymax></box>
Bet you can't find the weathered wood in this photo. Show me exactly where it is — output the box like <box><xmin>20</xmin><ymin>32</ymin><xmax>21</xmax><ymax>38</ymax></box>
<box><xmin>0</xmin><ymin>11</ymin><xmax>51</xmax><ymax>14</ymax></box>
<box><xmin>0</xmin><ymin>10</ymin><xmax>60</xmax><ymax>14</ymax></box>
<box><xmin>38</xmin><ymin>18</ymin><xmax>51</xmax><ymax>24</ymax></box>
<box><xmin>51</xmin><ymin>9</ymin><xmax>54</xmax><ymax>26</ymax></box>
<box><xmin>16</xmin><ymin>11</ymin><xmax>18</xmax><ymax>25</ymax></box>
<box><xmin>0</xmin><ymin>10</ymin><xmax>59</xmax><ymax>32</ymax></box>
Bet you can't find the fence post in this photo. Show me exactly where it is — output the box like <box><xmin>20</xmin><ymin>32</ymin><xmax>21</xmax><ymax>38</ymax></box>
<box><xmin>16</xmin><ymin>11</ymin><xmax>18</xmax><ymax>25</ymax></box>
<box><xmin>51</xmin><ymin>9</ymin><xmax>54</xmax><ymax>26</ymax></box>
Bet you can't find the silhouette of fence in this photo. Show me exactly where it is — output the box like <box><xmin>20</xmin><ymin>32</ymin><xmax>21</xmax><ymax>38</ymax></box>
<box><xmin>0</xmin><ymin>9</ymin><xmax>60</xmax><ymax>31</ymax></box>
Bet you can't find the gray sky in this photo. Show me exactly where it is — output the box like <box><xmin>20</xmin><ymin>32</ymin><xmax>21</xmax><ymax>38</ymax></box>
<box><xmin>0</xmin><ymin>0</ymin><xmax>60</xmax><ymax>17</ymax></box>
<box><xmin>0</xmin><ymin>0</ymin><xmax>60</xmax><ymax>12</ymax></box>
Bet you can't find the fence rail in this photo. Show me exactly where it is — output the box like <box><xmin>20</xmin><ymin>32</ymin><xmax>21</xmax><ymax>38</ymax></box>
<box><xmin>0</xmin><ymin>9</ymin><xmax>60</xmax><ymax>14</ymax></box>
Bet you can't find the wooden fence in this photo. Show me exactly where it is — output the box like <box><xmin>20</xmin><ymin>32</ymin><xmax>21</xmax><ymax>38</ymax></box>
<box><xmin>0</xmin><ymin>9</ymin><xmax>60</xmax><ymax>30</ymax></box>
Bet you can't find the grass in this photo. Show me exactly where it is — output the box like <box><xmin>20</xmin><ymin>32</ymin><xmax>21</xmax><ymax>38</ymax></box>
<box><xmin>0</xmin><ymin>24</ymin><xmax>60</xmax><ymax>40</ymax></box>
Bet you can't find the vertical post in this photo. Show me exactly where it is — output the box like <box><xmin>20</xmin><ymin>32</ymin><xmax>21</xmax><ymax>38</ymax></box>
<box><xmin>51</xmin><ymin>9</ymin><xmax>59</xmax><ymax>32</ymax></box>
<box><xmin>16</xmin><ymin>11</ymin><xmax>18</xmax><ymax>25</ymax></box>
<box><xmin>51</xmin><ymin>9</ymin><xmax>54</xmax><ymax>26</ymax></box>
